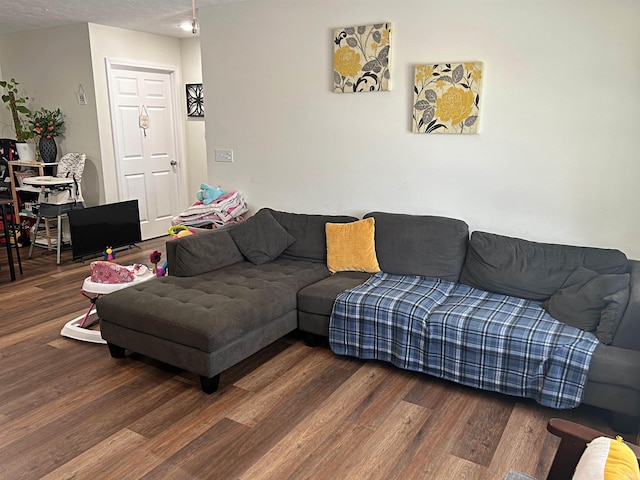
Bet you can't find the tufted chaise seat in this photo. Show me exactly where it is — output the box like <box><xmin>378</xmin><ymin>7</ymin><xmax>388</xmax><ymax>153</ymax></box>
<box><xmin>98</xmin><ymin>253</ymin><xmax>330</xmax><ymax>392</ymax></box>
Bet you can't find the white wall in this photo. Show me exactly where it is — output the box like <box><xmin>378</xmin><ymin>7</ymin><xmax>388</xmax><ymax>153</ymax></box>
<box><xmin>200</xmin><ymin>0</ymin><xmax>640</xmax><ymax>259</ymax></box>
<box><xmin>87</xmin><ymin>23</ymin><xmax>187</xmax><ymax>206</ymax></box>
<box><xmin>0</xmin><ymin>38</ymin><xmax>12</xmax><ymax>138</ymax></box>
<box><xmin>180</xmin><ymin>37</ymin><xmax>207</xmax><ymax>201</ymax></box>
<box><xmin>0</xmin><ymin>24</ymin><xmax>101</xmax><ymax>205</ymax></box>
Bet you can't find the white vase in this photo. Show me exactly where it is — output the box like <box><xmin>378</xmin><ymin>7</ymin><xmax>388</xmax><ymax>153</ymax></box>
<box><xmin>16</xmin><ymin>142</ymin><xmax>36</xmax><ymax>162</ymax></box>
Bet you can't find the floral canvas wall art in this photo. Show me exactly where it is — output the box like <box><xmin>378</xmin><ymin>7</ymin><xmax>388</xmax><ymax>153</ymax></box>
<box><xmin>333</xmin><ymin>23</ymin><xmax>392</xmax><ymax>93</ymax></box>
<box><xmin>412</xmin><ymin>62</ymin><xmax>483</xmax><ymax>134</ymax></box>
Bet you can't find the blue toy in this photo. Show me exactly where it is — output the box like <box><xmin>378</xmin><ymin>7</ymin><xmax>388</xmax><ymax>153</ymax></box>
<box><xmin>196</xmin><ymin>183</ymin><xmax>226</xmax><ymax>205</ymax></box>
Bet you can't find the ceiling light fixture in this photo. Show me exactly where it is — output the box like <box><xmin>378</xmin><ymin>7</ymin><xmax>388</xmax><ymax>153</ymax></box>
<box><xmin>179</xmin><ymin>0</ymin><xmax>199</xmax><ymax>34</ymax></box>
<box><xmin>190</xmin><ymin>0</ymin><xmax>199</xmax><ymax>35</ymax></box>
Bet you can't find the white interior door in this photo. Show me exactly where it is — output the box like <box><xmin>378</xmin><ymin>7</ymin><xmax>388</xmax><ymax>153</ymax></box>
<box><xmin>108</xmin><ymin>64</ymin><xmax>182</xmax><ymax>240</ymax></box>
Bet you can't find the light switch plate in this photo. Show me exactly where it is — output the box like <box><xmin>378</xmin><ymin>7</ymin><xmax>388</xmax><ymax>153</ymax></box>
<box><xmin>215</xmin><ymin>148</ymin><xmax>233</xmax><ymax>163</ymax></box>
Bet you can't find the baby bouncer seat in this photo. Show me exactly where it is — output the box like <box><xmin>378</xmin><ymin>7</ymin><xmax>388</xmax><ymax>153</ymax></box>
<box><xmin>25</xmin><ymin>153</ymin><xmax>86</xmax><ymax>264</ymax></box>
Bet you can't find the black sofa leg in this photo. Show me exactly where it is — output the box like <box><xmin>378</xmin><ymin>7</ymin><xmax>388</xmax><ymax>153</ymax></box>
<box><xmin>107</xmin><ymin>342</ymin><xmax>126</xmax><ymax>358</ymax></box>
<box><xmin>200</xmin><ymin>374</ymin><xmax>220</xmax><ymax>394</ymax></box>
<box><xmin>302</xmin><ymin>332</ymin><xmax>320</xmax><ymax>347</ymax></box>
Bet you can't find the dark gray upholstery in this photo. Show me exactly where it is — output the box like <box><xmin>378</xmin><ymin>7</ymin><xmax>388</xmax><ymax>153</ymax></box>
<box><xmin>167</xmin><ymin>228</ymin><xmax>243</xmax><ymax>277</ymax></box>
<box><xmin>100</xmin><ymin>210</ymin><xmax>640</xmax><ymax>424</ymax></box>
<box><xmin>611</xmin><ymin>260</ymin><xmax>640</xmax><ymax>350</ymax></box>
<box><xmin>582</xmin><ymin>344</ymin><xmax>640</xmax><ymax>418</ymax></box>
<box><xmin>101</xmin><ymin>310</ymin><xmax>298</xmax><ymax>379</ymax></box>
<box><xmin>99</xmin><ymin>259</ymin><xmax>330</xmax><ymax>349</ymax></box>
<box><xmin>364</xmin><ymin>211</ymin><xmax>469</xmax><ymax>282</ymax></box>
<box><xmin>296</xmin><ymin>272</ymin><xmax>371</xmax><ymax>337</ymax></box>
<box><xmin>97</xmin><ymin>259</ymin><xmax>329</xmax><ymax>381</ymax></box>
<box><xmin>228</xmin><ymin>208</ymin><xmax>295</xmax><ymax>264</ymax></box>
<box><xmin>298</xmin><ymin>271</ymin><xmax>371</xmax><ymax>316</ymax></box>
<box><xmin>460</xmin><ymin>231</ymin><xmax>628</xmax><ymax>300</ymax></box>
<box><xmin>266</xmin><ymin>208</ymin><xmax>358</xmax><ymax>263</ymax></box>
<box><xmin>542</xmin><ymin>267</ymin><xmax>630</xmax><ymax>343</ymax></box>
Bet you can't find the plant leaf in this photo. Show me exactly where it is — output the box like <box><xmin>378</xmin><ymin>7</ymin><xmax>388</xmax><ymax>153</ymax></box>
<box><xmin>377</xmin><ymin>45</ymin><xmax>389</xmax><ymax>61</ymax></box>
<box><xmin>475</xmin><ymin>94</ymin><xmax>480</xmax><ymax>107</ymax></box>
<box><xmin>439</xmin><ymin>76</ymin><xmax>453</xmax><ymax>84</ymax></box>
<box><xmin>357</xmin><ymin>25</ymin><xmax>366</xmax><ymax>34</ymax></box>
<box><xmin>383</xmin><ymin>69</ymin><xmax>390</xmax><ymax>79</ymax></box>
<box><xmin>464</xmin><ymin>115</ymin><xmax>478</xmax><ymax>126</ymax></box>
<box><xmin>346</xmin><ymin>38</ymin><xmax>357</xmax><ymax>47</ymax></box>
<box><xmin>422</xmin><ymin>106</ymin><xmax>435</xmax><ymax>124</ymax></box>
<box><xmin>425</xmin><ymin>90</ymin><xmax>437</xmax><ymax>103</ymax></box>
<box><xmin>372</xmin><ymin>31</ymin><xmax>381</xmax><ymax>43</ymax></box>
<box><xmin>374</xmin><ymin>23</ymin><xmax>383</xmax><ymax>29</ymax></box>
<box><xmin>414</xmin><ymin>100</ymin><xmax>430</xmax><ymax>111</ymax></box>
<box><xmin>414</xmin><ymin>85</ymin><xmax>419</xmax><ymax>95</ymax></box>
<box><xmin>362</xmin><ymin>60</ymin><xmax>377</xmax><ymax>72</ymax></box>
<box><xmin>452</xmin><ymin>64</ymin><xmax>464</xmax><ymax>83</ymax></box>
<box><xmin>333</xmin><ymin>71</ymin><xmax>342</xmax><ymax>84</ymax></box>
<box><xmin>427</xmin><ymin>124</ymin><xmax>447</xmax><ymax>133</ymax></box>
<box><xmin>345</xmin><ymin>27</ymin><xmax>355</xmax><ymax>35</ymax></box>
<box><xmin>461</xmin><ymin>83</ymin><xmax>470</xmax><ymax>89</ymax></box>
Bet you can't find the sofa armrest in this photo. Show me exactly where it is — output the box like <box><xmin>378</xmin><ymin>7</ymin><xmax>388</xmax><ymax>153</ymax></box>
<box><xmin>612</xmin><ymin>260</ymin><xmax>640</xmax><ymax>351</ymax></box>
<box><xmin>545</xmin><ymin>418</ymin><xmax>640</xmax><ymax>480</ymax></box>
<box><xmin>166</xmin><ymin>227</ymin><xmax>244</xmax><ymax>277</ymax></box>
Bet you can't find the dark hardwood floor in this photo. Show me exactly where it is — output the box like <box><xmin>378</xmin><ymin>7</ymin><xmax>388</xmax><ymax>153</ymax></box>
<box><xmin>0</xmin><ymin>238</ymin><xmax>627</xmax><ymax>479</ymax></box>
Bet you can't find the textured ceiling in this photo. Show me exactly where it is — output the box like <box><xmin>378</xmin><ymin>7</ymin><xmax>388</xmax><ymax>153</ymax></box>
<box><xmin>0</xmin><ymin>0</ymin><xmax>240</xmax><ymax>38</ymax></box>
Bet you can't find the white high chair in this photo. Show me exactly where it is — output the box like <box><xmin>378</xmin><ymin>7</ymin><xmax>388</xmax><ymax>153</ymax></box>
<box><xmin>25</xmin><ymin>153</ymin><xmax>86</xmax><ymax>264</ymax></box>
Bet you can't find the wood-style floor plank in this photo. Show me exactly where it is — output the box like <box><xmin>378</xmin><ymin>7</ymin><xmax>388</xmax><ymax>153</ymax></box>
<box><xmin>0</xmin><ymin>238</ymin><xmax>626</xmax><ymax>480</ymax></box>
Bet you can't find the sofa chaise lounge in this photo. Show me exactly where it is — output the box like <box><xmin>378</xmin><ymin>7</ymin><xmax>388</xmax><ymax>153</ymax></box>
<box><xmin>96</xmin><ymin>209</ymin><xmax>640</xmax><ymax>430</ymax></box>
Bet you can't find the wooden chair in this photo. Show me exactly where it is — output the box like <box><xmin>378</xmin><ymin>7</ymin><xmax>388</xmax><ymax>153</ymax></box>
<box><xmin>505</xmin><ymin>418</ymin><xmax>640</xmax><ymax>480</ymax></box>
<box><xmin>545</xmin><ymin>418</ymin><xmax>640</xmax><ymax>479</ymax></box>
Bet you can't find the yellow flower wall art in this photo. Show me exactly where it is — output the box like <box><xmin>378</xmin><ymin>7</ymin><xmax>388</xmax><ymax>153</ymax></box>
<box><xmin>412</xmin><ymin>62</ymin><xmax>483</xmax><ymax>134</ymax></box>
<box><xmin>333</xmin><ymin>23</ymin><xmax>392</xmax><ymax>93</ymax></box>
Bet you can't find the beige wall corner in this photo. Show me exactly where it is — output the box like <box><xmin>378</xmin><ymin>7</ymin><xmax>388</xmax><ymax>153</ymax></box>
<box><xmin>0</xmin><ymin>24</ymin><xmax>101</xmax><ymax>206</ymax></box>
<box><xmin>180</xmin><ymin>37</ymin><xmax>207</xmax><ymax>206</ymax></box>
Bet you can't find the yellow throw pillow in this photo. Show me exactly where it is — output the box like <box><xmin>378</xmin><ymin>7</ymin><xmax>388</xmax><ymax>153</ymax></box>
<box><xmin>572</xmin><ymin>436</ymin><xmax>640</xmax><ymax>480</ymax></box>
<box><xmin>326</xmin><ymin>218</ymin><xmax>381</xmax><ymax>274</ymax></box>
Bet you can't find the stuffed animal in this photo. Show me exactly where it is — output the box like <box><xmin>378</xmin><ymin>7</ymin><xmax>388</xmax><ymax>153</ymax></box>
<box><xmin>196</xmin><ymin>183</ymin><xmax>226</xmax><ymax>205</ymax></box>
<box><xmin>168</xmin><ymin>225</ymin><xmax>195</xmax><ymax>238</ymax></box>
<box><xmin>103</xmin><ymin>246</ymin><xmax>115</xmax><ymax>261</ymax></box>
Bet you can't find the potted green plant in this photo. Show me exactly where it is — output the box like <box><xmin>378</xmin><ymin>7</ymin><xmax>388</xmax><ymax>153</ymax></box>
<box><xmin>29</xmin><ymin>107</ymin><xmax>65</xmax><ymax>163</ymax></box>
<box><xmin>0</xmin><ymin>78</ymin><xmax>36</xmax><ymax>161</ymax></box>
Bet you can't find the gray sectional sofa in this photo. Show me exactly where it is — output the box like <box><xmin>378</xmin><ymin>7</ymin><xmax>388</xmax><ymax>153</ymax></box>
<box><xmin>96</xmin><ymin>208</ymin><xmax>640</xmax><ymax>430</ymax></box>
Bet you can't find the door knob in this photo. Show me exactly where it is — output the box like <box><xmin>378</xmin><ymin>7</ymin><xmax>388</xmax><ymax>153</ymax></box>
<box><xmin>170</xmin><ymin>160</ymin><xmax>177</xmax><ymax>166</ymax></box>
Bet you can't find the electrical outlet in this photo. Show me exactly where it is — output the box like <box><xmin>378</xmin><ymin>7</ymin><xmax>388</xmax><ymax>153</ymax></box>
<box><xmin>215</xmin><ymin>148</ymin><xmax>233</xmax><ymax>163</ymax></box>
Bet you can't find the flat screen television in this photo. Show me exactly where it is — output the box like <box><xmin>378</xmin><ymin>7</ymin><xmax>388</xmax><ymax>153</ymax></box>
<box><xmin>68</xmin><ymin>200</ymin><xmax>142</xmax><ymax>260</ymax></box>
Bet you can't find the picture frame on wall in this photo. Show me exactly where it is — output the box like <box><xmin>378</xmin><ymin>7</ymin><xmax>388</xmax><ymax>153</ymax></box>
<box><xmin>186</xmin><ymin>83</ymin><xmax>204</xmax><ymax>117</ymax></box>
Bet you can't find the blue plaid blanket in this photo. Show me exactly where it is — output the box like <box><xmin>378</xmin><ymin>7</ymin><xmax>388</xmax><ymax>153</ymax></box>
<box><xmin>329</xmin><ymin>272</ymin><xmax>600</xmax><ymax>409</ymax></box>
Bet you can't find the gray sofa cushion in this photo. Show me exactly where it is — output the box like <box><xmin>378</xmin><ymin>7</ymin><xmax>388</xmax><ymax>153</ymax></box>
<box><xmin>460</xmin><ymin>232</ymin><xmax>628</xmax><ymax>300</ymax></box>
<box><xmin>297</xmin><ymin>271</ymin><xmax>371</xmax><ymax>316</ymax></box>
<box><xmin>228</xmin><ymin>209</ymin><xmax>295</xmax><ymax>264</ymax></box>
<box><xmin>97</xmin><ymin>259</ymin><xmax>330</xmax><ymax>352</ymax></box>
<box><xmin>542</xmin><ymin>267</ymin><xmax>630</xmax><ymax>344</ymax></box>
<box><xmin>169</xmin><ymin>229</ymin><xmax>244</xmax><ymax>277</ymax></box>
<box><xmin>266</xmin><ymin>208</ymin><xmax>358</xmax><ymax>263</ymax></box>
<box><xmin>363</xmin><ymin>212</ymin><xmax>469</xmax><ymax>282</ymax></box>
